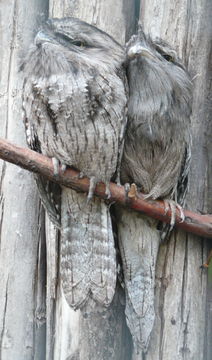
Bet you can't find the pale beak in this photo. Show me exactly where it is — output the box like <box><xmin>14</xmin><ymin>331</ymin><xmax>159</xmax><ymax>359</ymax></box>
<box><xmin>127</xmin><ymin>44</ymin><xmax>155</xmax><ymax>60</ymax></box>
<box><xmin>35</xmin><ymin>31</ymin><xmax>51</xmax><ymax>46</ymax></box>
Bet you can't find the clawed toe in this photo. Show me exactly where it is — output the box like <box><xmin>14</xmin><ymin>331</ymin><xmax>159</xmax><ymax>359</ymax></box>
<box><xmin>169</xmin><ymin>201</ymin><xmax>177</xmax><ymax>226</ymax></box>
<box><xmin>52</xmin><ymin>157</ymin><xmax>60</xmax><ymax>176</ymax></box>
<box><xmin>163</xmin><ymin>200</ymin><xmax>170</xmax><ymax>214</ymax></box>
<box><xmin>61</xmin><ymin>163</ymin><xmax>67</xmax><ymax>173</ymax></box>
<box><xmin>176</xmin><ymin>204</ymin><xmax>185</xmax><ymax>223</ymax></box>
<box><xmin>163</xmin><ymin>200</ymin><xmax>185</xmax><ymax>226</ymax></box>
<box><xmin>52</xmin><ymin>158</ymin><xmax>67</xmax><ymax>175</ymax></box>
<box><xmin>105</xmin><ymin>182</ymin><xmax>111</xmax><ymax>199</ymax></box>
<box><xmin>86</xmin><ymin>177</ymin><xmax>112</xmax><ymax>203</ymax></box>
<box><xmin>87</xmin><ymin>177</ymin><xmax>98</xmax><ymax>202</ymax></box>
<box><xmin>78</xmin><ymin>171</ymin><xmax>85</xmax><ymax>179</ymax></box>
<box><xmin>124</xmin><ymin>183</ymin><xmax>130</xmax><ymax>198</ymax></box>
<box><xmin>163</xmin><ymin>200</ymin><xmax>176</xmax><ymax>226</ymax></box>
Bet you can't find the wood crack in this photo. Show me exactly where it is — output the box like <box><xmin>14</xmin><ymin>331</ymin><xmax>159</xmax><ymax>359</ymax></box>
<box><xmin>180</xmin><ymin>233</ymin><xmax>188</xmax><ymax>323</ymax></box>
<box><xmin>0</xmin><ymin>277</ymin><xmax>9</xmax><ymax>356</ymax></box>
<box><xmin>6</xmin><ymin>0</ymin><xmax>18</xmax><ymax>139</ymax></box>
<box><xmin>158</xmin><ymin>243</ymin><xmax>170</xmax><ymax>360</ymax></box>
<box><xmin>0</xmin><ymin>197</ymin><xmax>5</xmax><ymax>252</ymax></box>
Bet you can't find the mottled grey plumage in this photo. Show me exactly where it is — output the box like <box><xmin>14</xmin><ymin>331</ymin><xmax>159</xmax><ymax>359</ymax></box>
<box><xmin>117</xmin><ymin>29</ymin><xmax>192</xmax><ymax>354</ymax></box>
<box><xmin>22</xmin><ymin>17</ymin><xmax>127</xmax><ymax>308</ymax></box>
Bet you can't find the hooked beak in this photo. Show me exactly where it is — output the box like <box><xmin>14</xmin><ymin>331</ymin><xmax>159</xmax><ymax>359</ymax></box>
<box><xmin>35</xmin><ymin>30</ymin><xmax>52</xmax><ymax>46</ymax></box>
<box><xmin>127</xmin><ymin>44</ymin><xmax>155</xmax><ymax>60</ymax></box>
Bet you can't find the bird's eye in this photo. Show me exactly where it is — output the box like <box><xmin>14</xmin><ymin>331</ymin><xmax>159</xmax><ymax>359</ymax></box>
<box><xmin>54</xmin><ymin>32</ymin><xmax>86</xmax><ymax>48</ymax></box>
<box><xmin>72</xmin><ymin>40</ymin><xmax>85</xmax><ymax>47</ymax></box>
<box><xmin>162</xmin><ymin>54</ymin><xmax>173</xmax><ymax>62</ymax></box>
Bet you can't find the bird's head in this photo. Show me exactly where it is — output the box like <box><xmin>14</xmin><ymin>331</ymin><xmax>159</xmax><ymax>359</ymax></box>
<box><xmin>31</xmin><ymin>17</ymin><xmax>125</xmax><ymax>75</ymax></box>
<box><xmin>126</xmin><ymin>25</ymin><xmax>186</xmax><ymax>71</ymax></box>
<box><xmin>126</xmin><ymin>26</ymin><xmax>192</xmax><ymax>122</ymax></box>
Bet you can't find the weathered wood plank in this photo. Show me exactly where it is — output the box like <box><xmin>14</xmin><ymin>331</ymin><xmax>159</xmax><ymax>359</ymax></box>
<box><xmin>0</xmin><ymin>1</ymin><xmax>48</xmax><ymax>359</ymax></box>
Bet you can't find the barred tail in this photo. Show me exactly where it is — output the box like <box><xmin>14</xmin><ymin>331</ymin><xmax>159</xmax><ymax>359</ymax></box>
<box><xmin>60</xmin><ymin>187</ymin><xmax>116</xmax><ymax>309</ymax></box>
<box><xmin>116</xmin><ymin>207</ymin><xmax>160</xmax><ymax>353</ymax></box>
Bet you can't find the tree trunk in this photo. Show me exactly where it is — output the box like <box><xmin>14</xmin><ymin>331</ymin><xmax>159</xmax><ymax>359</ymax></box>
<box><xmin>0</xmin><ymin>1</ymin><xmax>48</xmax><ymax>359</ymax></box>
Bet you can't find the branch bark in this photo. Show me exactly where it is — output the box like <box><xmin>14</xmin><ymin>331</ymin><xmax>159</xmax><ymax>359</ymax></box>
<box><xmin>0</xmin><ymin>137</ymin><xmax>211</xmax><ymax>239</ymax></box>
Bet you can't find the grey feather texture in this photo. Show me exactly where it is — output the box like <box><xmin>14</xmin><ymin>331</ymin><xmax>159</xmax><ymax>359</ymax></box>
<box><xmin>117</xmin><ymin>29</ymin><xmax>192</xmax><ymax>354</ymax></box>
<box><xmin>22</xmin><ymin>17</ymin><xmax>127</xmax><ymax>308</ymax></box>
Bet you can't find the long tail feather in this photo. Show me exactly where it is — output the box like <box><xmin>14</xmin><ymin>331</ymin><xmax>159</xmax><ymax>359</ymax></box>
<box><xmin>116</xmin><ymin>207</ymin><xmax>160</xmax><ymax>353</ymax></box>
<box><xmin>61</xmin><ymin>187</ymin><xmax>116</xmax><ymax>309</ymax></box>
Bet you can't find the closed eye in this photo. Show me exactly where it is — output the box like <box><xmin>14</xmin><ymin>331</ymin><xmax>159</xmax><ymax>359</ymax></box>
<box><xmin>55</xmin><ymin>32</ymin><xmax>86</xmax><ymax>47</ymax></box>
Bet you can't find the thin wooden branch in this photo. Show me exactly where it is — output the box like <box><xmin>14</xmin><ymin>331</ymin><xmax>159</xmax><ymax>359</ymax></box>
<box><xmin>0</xmin><ymin>137</ymin><xmax>211</xmax><ymax>239</ymax></box>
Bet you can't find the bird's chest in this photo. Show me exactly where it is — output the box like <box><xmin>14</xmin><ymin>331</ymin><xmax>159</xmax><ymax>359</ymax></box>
<box><xmin>27</xmin><ymin>72</ymin><xmax>124</xmax><ymax>177</ymax></box>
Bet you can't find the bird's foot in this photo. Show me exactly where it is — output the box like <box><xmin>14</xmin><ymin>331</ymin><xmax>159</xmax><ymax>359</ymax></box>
<box><xmin>163</xmin><ymin>200</ymin><xmax>185</xmax><ymax>226</ymax></box>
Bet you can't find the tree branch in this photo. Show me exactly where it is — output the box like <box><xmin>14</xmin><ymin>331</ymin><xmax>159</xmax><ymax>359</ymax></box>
<box><xmin>0</xmin><ymin>137</ymin><xmax>211</xmax><ymax>239</ymax></box>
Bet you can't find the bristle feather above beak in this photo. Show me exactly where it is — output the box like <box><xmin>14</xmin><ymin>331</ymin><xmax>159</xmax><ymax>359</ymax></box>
<box><xmin>127</xmin><ymin>44</ymin><xmax>155</xmax><ymax>60</ymax></box>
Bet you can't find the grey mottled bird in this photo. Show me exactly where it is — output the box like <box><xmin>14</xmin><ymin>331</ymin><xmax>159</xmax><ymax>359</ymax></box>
<box><xmin>22</xmin><ymin>17</ymin><xmax>127</xmax><ymax>309</ymax></box>
<box><xmin>116</xmin><ymin>28</ymin><xmax>192</xmax><ymax>354</ymax></box>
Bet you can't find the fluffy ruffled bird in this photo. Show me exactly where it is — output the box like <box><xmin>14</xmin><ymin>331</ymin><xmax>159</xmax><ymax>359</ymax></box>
<box><xmin>116</xmin><ymin>28</ymin><xmax>192</xmax><ymax>355</ymax></box>
<box><xmin>22</xmin><ymin>17</ymin><xmax>127</xmax><ymax>309</ymax></box>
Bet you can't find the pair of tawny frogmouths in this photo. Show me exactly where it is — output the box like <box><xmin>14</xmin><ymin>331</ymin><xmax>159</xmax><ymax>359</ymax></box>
<box><xmin>22</xmin><ymin>17</ymin><xmax>192</xmax><ymax>354</ymax></box>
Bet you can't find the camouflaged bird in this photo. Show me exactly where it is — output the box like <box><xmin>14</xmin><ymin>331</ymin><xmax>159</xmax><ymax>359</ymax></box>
<box><xmin>22</xmin><ymin>17</ymin><xmax>127</xmax><ymax>309</ymax></box>
<box><xmin>116</xmin><ymin>28</ymin><xmax>192</xmax><ymax>354</ymax></box>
